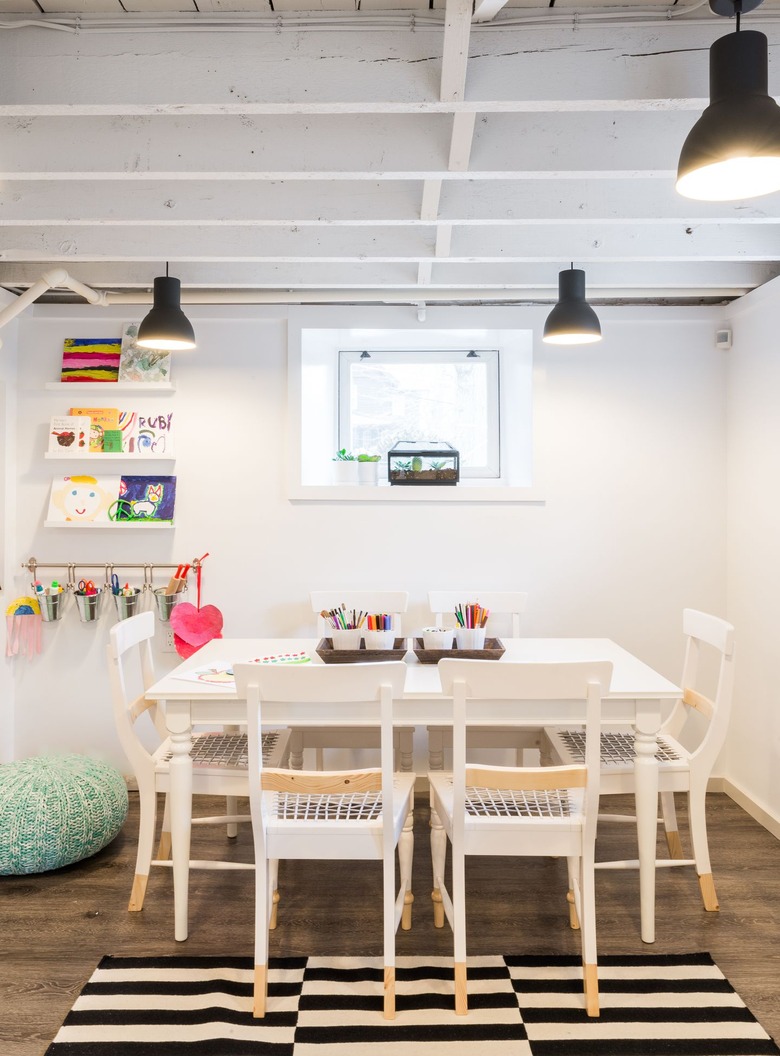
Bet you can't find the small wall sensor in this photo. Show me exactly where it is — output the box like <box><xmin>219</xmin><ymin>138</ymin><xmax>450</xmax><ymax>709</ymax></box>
<box><xmin>715</xmin><ymin>328</ymin><xmax>732</xmax><ymax>350</ymax></box>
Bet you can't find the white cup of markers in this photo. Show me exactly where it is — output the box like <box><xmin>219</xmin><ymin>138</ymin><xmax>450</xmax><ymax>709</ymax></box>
<box><xmin>323</xmin><ymin>606</ymin><xmax>364</xmax><ymax>650</ymax></box>
<box><xmin>363</xmin><ymin>614</ymin><xmax>395</xmax><ymax>650</ymax></box>
<box><xmin>454</xmin><ymin>603</ymin><xmax>489</xmax><ymax>650</ymax></box>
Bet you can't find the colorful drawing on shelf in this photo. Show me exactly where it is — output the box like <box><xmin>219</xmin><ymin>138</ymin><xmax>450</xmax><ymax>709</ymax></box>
<box><xmin>61</xmin><ymin>338</ymin><xmax>121</xmax><ymax>383</ymax></box>
<box><xmin>118</xmin><ymin>410</ymin><xmax>138</xmax><ymax>454</ymax></box>
<box><xmin>47</xmin><ymin>415</ymin><xmax>90</xmax><ymax>453</ymax></box>
<box><xmin>137</xmin><ymin>411</ymin><xmax>175</xmax><ymax>455</ymax></box>
<box><xmin>110</xmin><ymin>475</ymin><xmax>177</xmax><ymax>523</ymax></box>
<box><xmin>68</xmin><ymin>407</ymin><xmax>120</xmax><ymax>452</ymax></box>
<box><xmin>118</xmin><ymin>322</ymin><xmax>172</xmax><ymax>383</ymax></box>
<box><xmin>47</xmin><ymin>474</ymin><xmax>120</xmax><ymax>523</ymax></box>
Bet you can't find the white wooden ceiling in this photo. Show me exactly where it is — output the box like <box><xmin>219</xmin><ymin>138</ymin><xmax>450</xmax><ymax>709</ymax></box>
<box><xmin>1</xmin><ymin>0</ymin><xmax>779</xmax><ymax>305</ymax></box>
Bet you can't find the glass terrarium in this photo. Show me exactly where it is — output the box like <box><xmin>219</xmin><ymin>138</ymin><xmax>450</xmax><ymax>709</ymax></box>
<box><xmin>387</xmin><ymin>441</ymin><xmax>459</xmax><ymax>486</ymax></box>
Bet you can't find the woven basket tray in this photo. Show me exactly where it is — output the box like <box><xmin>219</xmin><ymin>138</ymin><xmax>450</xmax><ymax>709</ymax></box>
<box><xmin>316</xmin><ymin>638</ymin><xmax>409</xmax><ymax>664</ymax></box>
<box><xmin>412</xmin><ymin>637</ymin><xmax>505</xmax><ymax>664</ymax></box>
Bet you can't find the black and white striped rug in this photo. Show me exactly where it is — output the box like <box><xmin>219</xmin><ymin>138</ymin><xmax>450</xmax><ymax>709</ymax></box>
<box><xmin>45</xmin><ymin>952</ymin><xmax>779</xmax><ymax>1055</ymax></box>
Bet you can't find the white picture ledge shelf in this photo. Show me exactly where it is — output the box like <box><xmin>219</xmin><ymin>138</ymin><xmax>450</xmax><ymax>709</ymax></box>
<box><xmin>44</xmin><ymin>452</ymin><xmax>175</xmax><ymax>461</ymax></box>
<box><xmin>288</xmin><ymin>485</ymin><xmax>545</xmax><ymax>504</ymax></box>
<box><xmin>44</xmin><ymin>382</ymin><xmax>174</xmax><ymax>393</ymax></box>
<box><xmin>44</xmin><ymin>521</ymin><xmax>174</xmax><ymax>529</ymax></box>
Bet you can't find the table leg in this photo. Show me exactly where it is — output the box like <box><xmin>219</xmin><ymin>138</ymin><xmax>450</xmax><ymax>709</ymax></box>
<box><xmin>428</xmin><ymin>727</ymin><xmax>445</xmax><ymax>772</ymax></box>
<box><xmin>166</xmin><ymin>717</ymin><xmax>194</xmax><ymax>943</ymax></box>
<box><xmin>633</xmin><ymin>702</ymin><xmax>661</xmax><ymax>945</ymax></box>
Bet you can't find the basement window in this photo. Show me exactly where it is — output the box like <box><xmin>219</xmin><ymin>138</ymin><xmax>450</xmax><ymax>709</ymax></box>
<box><xmin>287</xmin><ymin>322</ymin><xmax>541</xmax><ymax>502</ymax></box>
<box><xmin>339</xmin><ymin>349</ymin><xmax>500</xmax><ymax>479</ymax></box>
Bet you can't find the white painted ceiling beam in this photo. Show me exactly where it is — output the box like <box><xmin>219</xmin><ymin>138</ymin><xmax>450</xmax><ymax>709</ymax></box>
<box><xmin>0</xmin><ymin>111</ymin><xmax>708</xmax><ymax>174</ymax></box>
<box><xmin>0</xmin><ymin>259</ymin><xmax>772</xmax><ymax>291</ymax></box>
<box><xmin>1</xmin><ymin>222</ymin><xmax>774</xmax><ymax>259</ymax></box>
<box><xmin>1</xmin><ymin>181</ymin><xmax>772</xmax><ymax>225</ymax></box>
<box><xmin>472</xmin><ymin>0</ymin><xmax>511</xmax><ymax>24</ymax></box>
<box><xmin>0</xmin><ymin>21</ymin><xmax>738</xmax><ymax>108</ymax></box>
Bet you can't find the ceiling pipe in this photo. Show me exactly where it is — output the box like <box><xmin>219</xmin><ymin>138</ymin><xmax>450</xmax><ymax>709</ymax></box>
<box><xmin>101</xmin><ymin>287</ymin><xmax>742</xmax><ymax>304</ymax></box>
<box><xmin>0</xmin><ymin>269</ymin><xmax>744</xmax><ymax>347</ymax></box>
<box><xmin>0</xmin><ymin>268</ymin><xmax>108</xmax><ymax>349</ymax></box>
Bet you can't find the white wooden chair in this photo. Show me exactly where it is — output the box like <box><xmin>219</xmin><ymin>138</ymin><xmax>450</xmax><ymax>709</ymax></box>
<box><xmin>429</xmin><ymin>658</ymin><xmax>612</xmax><ymax>1018</ymax></box>
<box><xmin>234</xmin><ymin>660</ymin><xmax>415</xmax><ymax>1020</ymax></box>
<box><xmin>288</xmin><ymin>590</ymin><xmax>413</xmax><ymax>771</ymax></box>
<box><xmin>543</xmin><ymin>608</ymin><xmax>735</xmax><ymax>912</ymax></box>
<box><xmin>107</xmin><ymin>611</ymin><xmax>290</xmax><ymax>913</ymax></box>
<box><xmin>426</xmin><ymin>591</ymin><xmax>538</xmax><ymax>769</ymax></box>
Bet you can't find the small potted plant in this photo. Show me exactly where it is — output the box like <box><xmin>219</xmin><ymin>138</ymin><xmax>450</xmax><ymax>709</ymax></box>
<box><xmin>332</xmin><ymin>448</ymin><xmax>359</xmax><ymax>485</ymax></box>
<box><xmin>357</xmin><ymin>452</ymin><xmax>381</xmax><ymax>485</ymax></box>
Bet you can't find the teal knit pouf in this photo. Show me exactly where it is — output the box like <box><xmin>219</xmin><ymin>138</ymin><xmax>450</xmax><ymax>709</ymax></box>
<box><xmin>0</xmin><ymin>755</ymin><xmax>128</xmax><ymax>875</ymax></box>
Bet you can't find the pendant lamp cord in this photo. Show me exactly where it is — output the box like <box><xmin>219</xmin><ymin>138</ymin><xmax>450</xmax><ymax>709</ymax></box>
<box><xmin>734</xmin><ymin>0</ymin><xmax>741</xmax><ymax>30</ymax></box>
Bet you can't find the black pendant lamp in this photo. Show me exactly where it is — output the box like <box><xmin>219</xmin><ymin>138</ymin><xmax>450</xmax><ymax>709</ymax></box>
<box><xmin>542</xmin><ymin>265</ymin><xmax>602</xmax><ymax>345</ymax></box>
<box><xmin>137</xmin><ymin>265</ymin><xmax>196</xmax><ymax>351</ymax></box>
<box><xmin>676</xmin><ymin>0</ymin><xmax>780</xmax><ymax>201</ymax></box>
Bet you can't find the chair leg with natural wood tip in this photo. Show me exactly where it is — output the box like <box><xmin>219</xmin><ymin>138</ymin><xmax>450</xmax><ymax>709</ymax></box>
<box><xmin>128</xmin><ymin>775</ymin><xmax>159</xmax><ymax>912</ymax></box>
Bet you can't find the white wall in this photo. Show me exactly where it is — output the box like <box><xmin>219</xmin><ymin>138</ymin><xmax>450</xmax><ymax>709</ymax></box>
<box><xmin>724</xmin><ymin>277</ymin><xmax>780</xmax><ymax>834</ymax></box>
<box><xmin>6</xmin><ymin>300</ymin><xmax>726</xmax><ymax>776</ymax></box>
<box><xmin>0</xmin><ymin>291</ymin><xmax>19</xmax><ymax>762</ymax></box>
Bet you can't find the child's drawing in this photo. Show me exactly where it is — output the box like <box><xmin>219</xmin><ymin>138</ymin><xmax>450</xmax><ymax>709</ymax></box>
<box><xmin>112</xmin><ymin>475</ymin><xmax>177</xmax><ymax>522</ymax></box>
<box><xmin>47</xmin><ymin>475</ymin><xmax>120</xmax><ymax>523</ymax></box>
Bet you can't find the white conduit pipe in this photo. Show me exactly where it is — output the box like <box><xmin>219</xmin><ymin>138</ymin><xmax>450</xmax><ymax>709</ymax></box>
<box><xmin>0</xmin><ymin>271</ymin><xmax>739</xmax><ymax>348</ymax></box>
<box><xmin>0</xmin><ymin>268</ymin><xmax>108</xmax><ymax>349</ymax></box>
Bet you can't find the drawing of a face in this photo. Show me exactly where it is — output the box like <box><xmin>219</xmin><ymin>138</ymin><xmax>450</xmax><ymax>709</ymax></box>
<box><xmin>54</xmin><ymin>476</ymin><xmax>113</xmax><ymax>521</ymax></box>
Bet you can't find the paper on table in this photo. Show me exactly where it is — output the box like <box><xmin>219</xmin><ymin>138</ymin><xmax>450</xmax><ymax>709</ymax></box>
<box><xmin>171</xmin><ymin>652</ymin><xmax>311</xmax><ymax>685</ymax></box>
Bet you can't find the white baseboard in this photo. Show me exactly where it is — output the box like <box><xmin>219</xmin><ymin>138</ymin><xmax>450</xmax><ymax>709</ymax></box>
<box><xmin>721</xmin><ymin>777</ymin><xmax>780</xmax><ymax>840</ymax></box>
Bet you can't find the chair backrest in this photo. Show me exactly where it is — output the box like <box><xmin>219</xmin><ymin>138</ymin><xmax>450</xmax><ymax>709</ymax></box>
<box><xmin>427</xmin><ymin>591</ymin><xmax>528</xmax><ymax>637</ymax></box>
<box><xmin>438</xmin><ymin>659</ymin><xmax>612</xmax><ymax>842</ymax></box>
<box><xmin>106</xmin><ymin>611</ymin><xmax>162</xmax><ymax>776</ymax></box>
<box><xmin>310</xmin><ymin>591</ymin><xmax>409</xmax><ymax>636</ymax></box>
<box><xmin>667</xmin><ymin>608</ymin><xmax>735</xmax><ymax>770</ymax></box>
<box><xmin>234</xmin><ymin>661</ymin><xmax>407</xmax><ymax>857</ymax></box>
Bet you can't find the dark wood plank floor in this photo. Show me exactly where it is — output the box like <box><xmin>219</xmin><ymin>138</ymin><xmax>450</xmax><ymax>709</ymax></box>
<box><xmin>2</xmin><ymin>791</ymin><xmax>779</xmax><ymax>1055</ymax></box>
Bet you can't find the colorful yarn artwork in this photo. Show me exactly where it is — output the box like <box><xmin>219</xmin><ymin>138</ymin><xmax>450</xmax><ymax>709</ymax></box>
<box><xmin>61</xmin><ymin>338</ymin><xmax>121</xmax><ymax>383</ymax></box>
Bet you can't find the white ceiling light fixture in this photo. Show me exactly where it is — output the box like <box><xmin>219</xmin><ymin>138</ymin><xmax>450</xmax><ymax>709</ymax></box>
<box><xmin>676</xmin><ymin>0</ymin><xmax>780</xmax><ymax>202</ymax></box>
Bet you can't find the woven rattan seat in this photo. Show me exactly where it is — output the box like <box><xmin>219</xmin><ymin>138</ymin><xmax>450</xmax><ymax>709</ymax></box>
<box><xmin>557</xmin><ymin>730</ymin><xmax>682</xmax><ymax>767</ymax></box>
<box><xmin>272</xmin><ymin>790</ymin><xmax>383</xmax><ymax>821</ymax></box>
<box><xmin>164</xmin><ymin>730</ymin><xmax>289</xmax><ymax>770</ymax></box>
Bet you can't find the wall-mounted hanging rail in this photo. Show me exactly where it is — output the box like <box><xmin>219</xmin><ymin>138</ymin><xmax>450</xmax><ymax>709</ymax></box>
<box><xmin>21</xmin><ymin>556</ymin><xmax>203</xmax><ymax>593</ymax></box>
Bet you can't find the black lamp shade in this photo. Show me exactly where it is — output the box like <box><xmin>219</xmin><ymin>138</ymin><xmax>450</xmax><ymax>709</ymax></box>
<box><xmin>543</xmin><ymin>268</ymin><xmax>602</xmax><ymax>345</ymax></box>
<box><xmin>677</xmin><ymin>30</ymin><xmax>780</xmax><ymax>201</ymax></box>
<box><xmin>137</xmin><ymin>276</ymin><xmax>196</xmax><ymax>350</ymax></box>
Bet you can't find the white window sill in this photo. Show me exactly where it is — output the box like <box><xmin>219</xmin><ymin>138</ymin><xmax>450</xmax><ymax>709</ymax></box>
<box><xmin>288</xmin><ymin>484</ymin><xmax>545</xmax><ymax>504</ymax></box>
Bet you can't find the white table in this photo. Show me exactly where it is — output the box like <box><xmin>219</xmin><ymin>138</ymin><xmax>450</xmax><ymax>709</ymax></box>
<box><xmin>146</xmin><ymin>636</ymin><xmax>680</xmax><ymax>944</ymax></box>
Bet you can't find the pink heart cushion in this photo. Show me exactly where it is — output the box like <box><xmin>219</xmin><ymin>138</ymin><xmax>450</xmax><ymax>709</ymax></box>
<box><xmin>170</xmin><ymin>603</ymin><xmax>224</xmax><ymax>659</ymax></box>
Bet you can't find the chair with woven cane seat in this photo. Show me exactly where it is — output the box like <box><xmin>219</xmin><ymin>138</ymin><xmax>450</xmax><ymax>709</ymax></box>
<box><xmin>288</xmin><ymin>590</ymin><xmax>412</xmax><ymax>771</ymax></box>
<box><xmin>542</xmin><ymin>609</ymin><xmax>735</xmax><ymax>912</ymax></box>
<box><xmin>426</xmin><ymin>591</ymin><xmax>537</xmax><ymax>770</ymax></box>
<box><xmin>107</xmin><ymin>611</ymin><xmax>290</xmax><ymax>913</ymax></box>
<box><xmin>429</xmin><ymin>658</ymin><xmax>611</xmax><ymax>1018</ymax></box>
<box><xmin>234</xmin><ymin>660</ymin><xmax>415</xmax><ymax>1021</ymax></box>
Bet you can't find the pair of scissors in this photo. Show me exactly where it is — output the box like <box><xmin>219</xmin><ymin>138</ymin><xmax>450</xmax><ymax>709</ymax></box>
<box><xmin>110</xmin><ymin>573</ymin><xmax>121</xmax><ymax>596</ymax></box>
<box><xmin>78</xmin><ymin>579</ymin><xmax>97</xmax><ymax>595</ymax></box>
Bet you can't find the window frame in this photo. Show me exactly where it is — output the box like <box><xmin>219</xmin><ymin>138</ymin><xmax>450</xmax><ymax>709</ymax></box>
<box><xmin>338</xmin><ymin>348</ymin><xmax>501</xmax><ymax>479</ymax></box>
<box><xmin>287</xmin><ymin>314</ymin><xmax>544</xmax><ymax>503</ymax></box>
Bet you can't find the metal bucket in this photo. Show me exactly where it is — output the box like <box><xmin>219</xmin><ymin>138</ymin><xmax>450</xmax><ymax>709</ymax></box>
<box><xmin>38</xmin><ymin>591</ymin><xmax>66</xmax><ymax>623</ymax></box>
<box><xmin>114</xmin><ymin>588</ymin><xmax>142</xmax><ymax>621</ymax></box>
<box><xmin>75</xmin><ymin>588</ymin><xmax>102</xmax><ymax>623</ymax></box>
<box><xmin>153</xmin><ymin>586</ymin><xmax>187</xmax><ymax>623</ymax></box>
